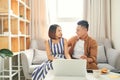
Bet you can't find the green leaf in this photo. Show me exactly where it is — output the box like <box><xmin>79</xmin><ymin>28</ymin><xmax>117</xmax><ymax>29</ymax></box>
<box><xmin>0</xmin><ymin>53</ymin><xmax>6</xmax><ymax>58</ymax></box>
<box><xmin>0</xmin><ymin>49</ymin><xmax>13</xmax><ymax>58</ymax></box>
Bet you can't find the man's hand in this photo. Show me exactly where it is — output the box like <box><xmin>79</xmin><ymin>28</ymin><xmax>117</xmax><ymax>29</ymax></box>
<box><xmin>80</xmin><ymin>55</ymin><xmax>87</xmax><ymax>59</ymax></box>
<box><xmin>80</xmin><ymin>55</ymin><xmax>93</xmax><ymax>63</ymax></box>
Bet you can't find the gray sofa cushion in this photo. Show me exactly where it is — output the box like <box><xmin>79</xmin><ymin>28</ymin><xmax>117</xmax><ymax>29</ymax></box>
<box><xmin>30</xmin><ymin>38</ymin><xmax>46</xmax><ymax>50</ymax></box>
<box><xmin>32</xmin><ymin>49</ymin><xmax>48</xmax><ymax>65</ymax></box>
<box><xmin>97</xmin><ymin>63</ymin><xmax>115</xmax><ymax>70</ymax></box>
<box><xmin>97</xmin><ymin>45</ymin><xmax>107</xmax><ymax>63</ymax></box>
<box><xmin>106</xmin><ymin>48</ymin><xmax>120</xmax><ymax>67</ymax></box>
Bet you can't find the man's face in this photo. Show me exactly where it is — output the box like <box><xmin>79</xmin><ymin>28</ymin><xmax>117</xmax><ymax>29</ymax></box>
<box><xmin>76</xmin><ymin>25</ymin><xmax>87</xmax><ymax>38</ymax></box>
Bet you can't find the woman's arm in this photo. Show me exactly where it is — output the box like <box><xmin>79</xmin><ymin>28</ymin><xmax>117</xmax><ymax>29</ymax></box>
<box><xmin>45</xmin><ymin>40</ymin><xmax>55</xmax><ymax>61</ymax></box>
<box><xmin>64</xmin><ymin>39</ymin><xmax>71</xmax><ymax>59</ymax></box>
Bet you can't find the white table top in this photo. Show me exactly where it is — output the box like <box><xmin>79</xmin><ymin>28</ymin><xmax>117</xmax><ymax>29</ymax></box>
<box><xmin>44</xmin><ymin>70</ymin><xmax>120</xmax><ymax>80</ymax></box>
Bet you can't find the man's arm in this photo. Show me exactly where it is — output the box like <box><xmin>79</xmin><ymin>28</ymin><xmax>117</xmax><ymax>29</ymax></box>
<box><xmin>81</xmin><ymin>40</ymin><xmax>97</xmax><ymax>63</ymax></box>
<box><xmin>68</xmin><ymin>36</ymin><xmax>78</xmax><ymax>46</ymax></box>
<box><xmin>89</xmin><ymin>40</ymin><xmax>98</xmax><ymax>63</ymax></box>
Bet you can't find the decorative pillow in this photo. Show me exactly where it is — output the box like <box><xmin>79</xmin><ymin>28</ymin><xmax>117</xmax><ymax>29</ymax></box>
<box><xmin>106</xmin><ymin>49</ymin><xmax>120</xmax><ymax>67</ymax></box>
<box><xmin>97</xmin><ymin>45</ymin><xmax>107</xmax><ymax>63</ymax></box>
<box><xmin>32</xmin><ymin>49</ymin><xmax>48</xmax><ymax>65</ymax></box>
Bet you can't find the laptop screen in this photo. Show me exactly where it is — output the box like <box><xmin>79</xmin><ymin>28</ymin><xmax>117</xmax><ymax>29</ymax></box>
<box><xmin>52</xmin><ymin>59</ymin><xmax>87</xmax><ymax>77</ymax></box>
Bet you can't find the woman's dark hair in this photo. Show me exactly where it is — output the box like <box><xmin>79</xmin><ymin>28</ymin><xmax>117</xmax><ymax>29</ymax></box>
<box><xmin>77</xmin><ymin>20</ymin><xmax>89</xmax><ymax>31</ymax></box>
<box><xmin>48</xmin><ymin>24</ymin><xmax>60</xmax><ymax>39</ymax></box>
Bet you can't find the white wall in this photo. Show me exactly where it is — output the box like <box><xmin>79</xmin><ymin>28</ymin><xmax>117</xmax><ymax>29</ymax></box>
<box><xmin>111</xmin><ymin>0</ymin><xmax>120</xmax><ymax>50</ymax></box>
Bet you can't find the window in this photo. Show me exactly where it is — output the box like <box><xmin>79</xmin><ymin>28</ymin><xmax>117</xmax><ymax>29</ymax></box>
<box><xmin>47</xmin><ymin>0</ymin><xmax>84</xmax><ymax>39</ymax></box>
<box><xmin>56</xmin><ymin>0</ymin><xmax>83</xmax><ymax>21</ymax></box>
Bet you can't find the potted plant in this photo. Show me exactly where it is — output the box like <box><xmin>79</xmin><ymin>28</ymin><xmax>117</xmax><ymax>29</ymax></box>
<box><xmin>0</xmin><ymin>48</ymin><xmax>13</xmax><ymax>58</ymax></box>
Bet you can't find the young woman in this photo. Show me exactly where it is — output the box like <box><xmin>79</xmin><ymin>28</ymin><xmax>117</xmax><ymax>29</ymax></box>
<box><xmin>32</xmin><ymin>24</ymin><xmax>71</xmax><ymax>80</ymax></box>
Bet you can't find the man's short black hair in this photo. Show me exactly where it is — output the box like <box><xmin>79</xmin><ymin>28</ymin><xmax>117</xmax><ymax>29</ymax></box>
<box><xmin>77</xmin><ymin>20</ymin><xmax>89</xmax><ymax>31</ymax></box>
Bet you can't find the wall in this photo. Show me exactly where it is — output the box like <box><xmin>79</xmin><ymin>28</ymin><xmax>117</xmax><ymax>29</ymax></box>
<box><xmin>111</xmin><ymin>0</ymin><xmax>120</xmax><ymax>50</ymax></box>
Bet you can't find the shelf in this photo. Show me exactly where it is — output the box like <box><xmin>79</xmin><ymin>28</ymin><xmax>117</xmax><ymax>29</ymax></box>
<box><xmin>0</xmin><ymin>36</ymin><xmax>20</xmax><ymax>53</ymax></box>
<box><xmin>0</xmin><ymin>65</ymin><xmax>22</xmax><ymax>78</ymax></box>
<box><xmin>0</xmin><ymin>0</ymin><xmax>8</xmax><ymax>13</ymax></box>
<box><xmin>26</xmin><ymin>37</ymin><xmax>30</xmax><ymax>49</ymax></box>
<box><xmin>0</xmin><ymin>19</ymin><xmax>2</xmax><ymax>34</ymax></box>
<box><xmin>21</xmin><ymin>0</ymin><xmax>25</xmax><ymax>3</ymax></box>
<box><xmin>20</xmin><ymin>36</ymin><xmax>25</xmax><ymax>51</ymax></box>
<box><xmin>0</xmin><ymin>0</ymin><xmax>18</xmax><ymax>16</ymax></box>
<box><xmin>2</xmin><ymin>18</ymin><xmax>18</xmax><ymax>34</ymax></box>
<box><xmin>19</xmin><ymin>0</ymin><xmax>25</xmax><ymax>6</ymax></box>
<box><xmin>0</xmin><ymin>70</ymin><xmax>19</xmax><ymax>78</ymax></box>
<box><xmin>26</xmin><ymin>0</ymin><xmax>30</xmax><ymax>7</ymax></box>
<box><xmin>11</xmin><ymin>0</ymin><xmax>19</xmax><ymax>16</ymax></box>
<box><xmin>11</xmin><ymin>37</ymin><xmax>19</xmax><ymax>52</ymax></box>
<box><xmin>19</xmin><ymin>3</ymin><xmax>25</xmax><ymax>19</ymax></box>
<box><xmin>0</xmin><ymin>36</ymin><xmax>9</xmax><ymax>49</ymax></box>
<box><xmin>20</xmin><ymin>21</ymin><xmax>25</xmax><ymax>34</ymax></box>
<box><xmin>19</xmin><ymin>17</ymin><xmax>26</xmax><ymax>22</ymax></box>
<box><xmin>0</xmin><ymin>13</ymin><xmax>19</xmax><ymax>19</ymax></box>
<box><xmin>26</xmin><ymin>22</ymin><xmax>30</xmax><ymax>35</ymax></box>
<box><xmin>11</xmin><ymin>19</ymin><xmax>19</xmax><ymax>34</ymax></box>
<box><xmin>0</xmin><ymin>0</ymin><xmax>31</xmax><ymax>79</ymax></box>
<box><xmin>3</xmin><ymin>19</ymin><xmax>8</xmax><ymax>32</ymax></box>
<box><xmin>26</xmin><ymin>8</ymin><xmax>30</xmax><ymax>21</ymax></box>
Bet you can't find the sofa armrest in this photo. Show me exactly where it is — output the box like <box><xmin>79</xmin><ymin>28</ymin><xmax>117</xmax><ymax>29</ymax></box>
<box><xmin>106</xmin><ymin>48</ymin><xmax>120</xmax><ymax>70</ymax></box>
<box><xmin>21</xmin><ymin>49</ymin><xmax>34</xmax><ymax>79</ymax></box>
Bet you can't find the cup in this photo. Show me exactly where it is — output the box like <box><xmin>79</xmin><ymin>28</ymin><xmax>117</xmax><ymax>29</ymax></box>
<box><xmin>93</xmin><ymin>70</ymin><xmax>101</xmax><ymax>78</ymax></box>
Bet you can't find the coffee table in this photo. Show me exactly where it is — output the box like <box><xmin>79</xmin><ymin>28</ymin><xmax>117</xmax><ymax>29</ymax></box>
<box><xmin>44</xmin><ymin>70</ymin><xmax>120</xmax><ymax>80</ymax></box>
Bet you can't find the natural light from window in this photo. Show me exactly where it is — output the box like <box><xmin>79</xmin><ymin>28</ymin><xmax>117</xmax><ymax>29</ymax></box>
<box><xmin>57</xmin><ymin>0</ymin><xmax>83</xmax><ymax>19</ymax></box>
<box><xmin>47</xmin><ymin>0</ymin><xmax>84</xmax><ymax>39</ymax></box>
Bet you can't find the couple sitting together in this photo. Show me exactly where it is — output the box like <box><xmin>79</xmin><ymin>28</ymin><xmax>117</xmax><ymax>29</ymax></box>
<box><xmin>32</xmin><ymin>20</ymin><xmax>98</xmax><ymax>80</ymax></box>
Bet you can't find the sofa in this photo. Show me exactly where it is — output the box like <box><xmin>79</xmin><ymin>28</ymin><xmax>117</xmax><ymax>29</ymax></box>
<box><xmin>21</xmin><ymin>39</ymin><xmax>120</xmax><ymax>79</ymax></box>
<box><xmin>97</xmin><ymin>39</ymin><xmax>120</xmax><ymax>72</ymax></box>
<box><xmin>21</xmin><ymin>39</ymin><xmax>48</xmax><ymax>80</ymax></box>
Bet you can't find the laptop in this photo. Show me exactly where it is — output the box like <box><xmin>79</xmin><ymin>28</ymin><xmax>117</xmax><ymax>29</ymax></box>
<box><xmin>52</xmin><ymin>59</ymin><xmax>87</xmax><ymax>77</ymax></box>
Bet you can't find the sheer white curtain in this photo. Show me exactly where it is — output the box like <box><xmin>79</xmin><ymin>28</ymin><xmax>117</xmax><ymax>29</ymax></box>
<box><xmin>84</xmin><ymin>0</ymin><xmax>111</xmax><ymax>40</ymax></box>
<box><xmin>31</xmin><ymin>0</ymin><xmax>49</xmax><ymax>40</ymax></box>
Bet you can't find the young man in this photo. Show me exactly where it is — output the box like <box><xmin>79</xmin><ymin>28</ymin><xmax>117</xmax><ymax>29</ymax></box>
<box><xmin>68</xmin><ymin>20</ymin><xmax>98</xmax><ymax>69</ymax></box>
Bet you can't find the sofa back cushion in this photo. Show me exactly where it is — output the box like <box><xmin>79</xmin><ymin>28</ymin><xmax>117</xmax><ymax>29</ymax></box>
<box><xmin>97</xmin><ymin>45</ymin><xmax>107</xmax><ymax>63</ymax></box>
<box><xmin>30</xmin><ymin>38</ymin><xmax>46</xmax><ymax>50</ymax></box>
<box><xmin>37</xmin><ymin>39</ymin><xmax>46</xmax><ymax>50</ymax></box>
<box><xmin>32</xmin><ymin>49</ymin><xmax>48</xmax><ymax>65</ymax></box>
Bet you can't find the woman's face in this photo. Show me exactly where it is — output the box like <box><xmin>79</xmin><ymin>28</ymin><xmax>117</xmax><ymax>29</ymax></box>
<box><xmin>55</xmin><ymin>26</ymin><xmax>62</xmax><ymax>39</ymax></box>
